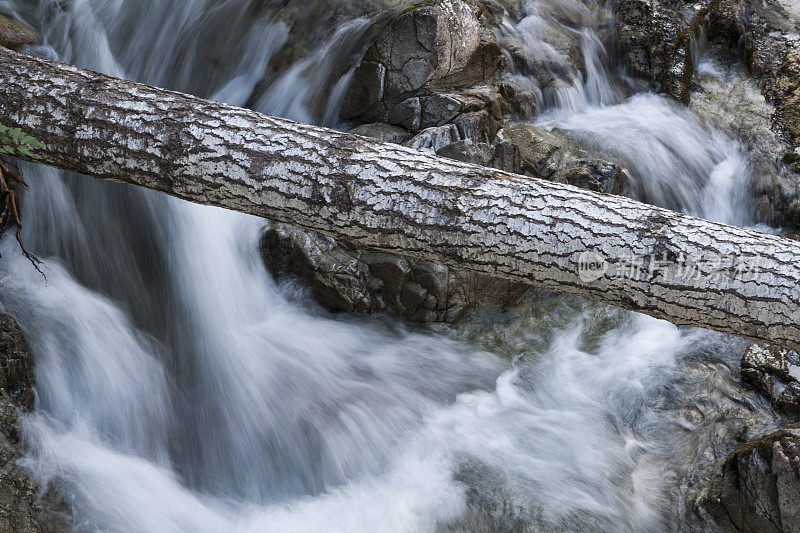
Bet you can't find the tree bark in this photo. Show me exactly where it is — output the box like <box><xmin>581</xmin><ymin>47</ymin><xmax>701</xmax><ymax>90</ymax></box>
<box><xmin>1</xmin><ymin>47</ymin><xmax>799</xmax><ymax>350</ymax></box>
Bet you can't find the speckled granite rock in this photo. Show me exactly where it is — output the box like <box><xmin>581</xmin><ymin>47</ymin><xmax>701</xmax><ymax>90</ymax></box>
<box><xmin>0</xmin><ymin>15</ymin><xmax>37</xmax><ymax>50</ymax></box>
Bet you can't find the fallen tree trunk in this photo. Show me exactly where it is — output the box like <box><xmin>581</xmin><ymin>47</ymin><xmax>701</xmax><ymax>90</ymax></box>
<box><xmin>1</xmin><ymin>47</ymin><xmax>799</xmax><ymax>349</ymax></box>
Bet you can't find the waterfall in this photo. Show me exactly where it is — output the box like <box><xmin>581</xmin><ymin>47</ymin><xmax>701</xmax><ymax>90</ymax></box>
<box><xmin>0</xmin><ymin>0</ymin><xmax>783</xmax><ymax>531</ymax></box>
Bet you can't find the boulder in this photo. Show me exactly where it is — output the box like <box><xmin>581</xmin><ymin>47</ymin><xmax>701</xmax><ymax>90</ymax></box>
<box><xmin>615</xmin><ymin>0</ymin><xmax>697</xmax><ymax>104</ymax></box>
<box><xmin>436</xmin><ymin>140</ymin><xmax>495</xmax><ymax>166</ymax></box>
<box><xmin>387</xmin><ymin>97</ymin><xmax>422</xmax><ymax>131</ymax></box>
<box><xmin>342</xmin><ymin>62</ymin><xmax>387</xmax><ymax>121</ymax></box>
<box><xmin>701</xmin><ymin>424</ymin><xmax>800</xmax><ymax>532</ymax></box>
<box><xmin>778</xmin><ymin>383</ymin><xmax>800</xmax><ymax>416</ymax></box>
<box><xmin>741</xmin><ymin>343</ymin><xmax>800</xmax><ymax>414</ymax></box>
<box><xmin>496</xmin><ymin>79</ymin><xmax>538</xmax><ymax>119</ymax></box>
<box><xmin>488</xmin><ymin>140</ymin><xmax>522</xmax><ymax>173</ymax></box>
<box><xmin>0</xmin><ymin>16</ymin><xmax>37</xmax><ymax>50</ymax></box>
<box><xmin>260</xmin><ymin>223</ymin><xmax>529</xmax><ymax>322</ymax></box>
<box><xmin>341</xmin><ymin>0</ymin><xmax>503</xmax><ymax>126</ymax></box>
<box><xmin>435</xmin><ymin>139</ymin><xmax>522</xmax><ymax>173</ymax></box>
<box><xmin>260</xmin><ymin>223</ymin><xmax>377</xmax><ymax>314</ymax></box>
<box><xmin>404</xmin><ymin>124</ymin><xmax>463</xmax><ymax>151</ymax></box>
<box><xmin>498</xmin><ymin>123</ymin><xmax>627</xmax><ymax>194</ymax></box>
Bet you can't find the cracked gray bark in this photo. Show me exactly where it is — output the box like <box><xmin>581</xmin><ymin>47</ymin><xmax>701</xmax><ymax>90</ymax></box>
<box><xmin>0</xmin><ymin>47</ymin><xmax>799</xmax><ymax>349</ymax></box>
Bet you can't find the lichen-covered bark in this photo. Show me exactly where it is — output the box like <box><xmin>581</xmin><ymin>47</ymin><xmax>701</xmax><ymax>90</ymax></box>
<box><xmin>0</xmin><ymin>47</ymin><xmax>799</xmax><ymax>349</ymax></box>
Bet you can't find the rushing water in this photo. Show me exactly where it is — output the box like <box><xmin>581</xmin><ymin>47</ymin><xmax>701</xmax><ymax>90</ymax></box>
<box><xmin>0</xmin><ymin>0</ymin><xmax>787</xmax><ymax>531</ymax></box>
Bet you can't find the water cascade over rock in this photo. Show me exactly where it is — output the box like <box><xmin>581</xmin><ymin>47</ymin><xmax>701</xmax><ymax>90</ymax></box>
<box><xmin>0</xmin><ymin>0</ymin><xmax>799</xmax><ymax>531</ymax></box>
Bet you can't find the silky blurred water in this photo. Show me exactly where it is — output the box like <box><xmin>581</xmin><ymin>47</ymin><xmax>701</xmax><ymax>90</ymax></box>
<box><xmin>0</xmin><ymin>0</ymin><xmax>784</xmax><ymax>531</ymax></box>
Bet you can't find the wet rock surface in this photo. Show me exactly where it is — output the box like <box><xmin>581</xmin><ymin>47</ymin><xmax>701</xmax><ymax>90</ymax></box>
<box><xmin>0</xmin><ymin>314</ymin><xmax>66</xmax><ymax>532</ymax></box>
<box><xmin>705</xmin><ymin>0</ymin><xmax>800</xmax><ymax>229</ymax></box>
<box><xmin>616</xmin><ymin>0</ymin><xmax>697</xmax><ymax>104</ymax></box>
<box><xmin>349</xmin><ymin>122</ymin><xmax>412</xmax><ymax>144</ymax></box>
<box><xmin>741</xmin><ymin>344</ymin><xmax>800</xmax><ymax>414</ymax></box>
<box><xmin>614</xmin><ymin>0</ymin><xmax>800</xmax><ymax>229</ymax></box>
<box><xmin>702</xmin><ymin>424</ymin><xmax>800</xmax><ymax>532</ymax></box>
<box><xmin>260</xmin><ymin>223</ymin><xmax>529</xmax><ymax>322</ymax></box>
<box><xmin>708</xmin><ymin>0</ymin><xmax>800</xmax><ymax>148</ymax></box>
<box><xmin>703</xmin><ymin>345</ymin><xmax>800</xmax><ymax>530</ymax></box>
<box><xmin>0</xmin><ymin>314</ymin><xmax>40</xmax><ymax>533</ymax></box>
<box><xmin>689</xmin><ymin>54</ymin><xmax>800</xmax><ymax>230</ymax></box>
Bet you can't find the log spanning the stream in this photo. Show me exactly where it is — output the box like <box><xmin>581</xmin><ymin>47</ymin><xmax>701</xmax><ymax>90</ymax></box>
<box><xmin>1</xmin><ymin>47</ymin><xmax>799</xmax><ymax>349</ymax></box>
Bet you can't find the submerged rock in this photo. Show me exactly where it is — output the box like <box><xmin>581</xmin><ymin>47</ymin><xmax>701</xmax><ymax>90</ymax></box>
<box><xmin>0</xmin><ymin>15</ymin><xmax>37</xmax><ymax>49</ymax></box>
<box><xmin>702</xmin><ymin>424</ymin><xmax>800</xmax><ymax>532</ymax></box>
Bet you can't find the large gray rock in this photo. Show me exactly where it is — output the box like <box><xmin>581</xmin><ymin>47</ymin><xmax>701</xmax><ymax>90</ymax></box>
<box><xmin>0</xmin><ymin>15</ymin><xmax>37</xmax><ymax>50</ymax></box>
<box><xmin>260</xmin><ymin>223</ymin><xmax>529</xmax><ymax>323</ymax></box>
<box><xmin>702</xmin><ymin>424</ymin><xmax>800</xmax><ymax>532</ymax></box>
<box><xmin>498</xmin><ymin>123</ymin><xmax>626</xmax><ymax>194</ymax></box>
<box><xmin>436</xmin><ymin>140</ymin><xmax>495</xmax><ymax>166</ymax></box>
<box><xmin>260</xmin><ymin>224</ymin><xmax>377</xmax><ymax>314</ymax></box>
<box><xmin>341</xmin><ymin>0</ymin><xmax>503</xmax><ymax>127</ymax></box>
<box><xmin>404</xmin><ymin>124</ymin><xmax>463</xmax><ymax>151</ymax></box>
